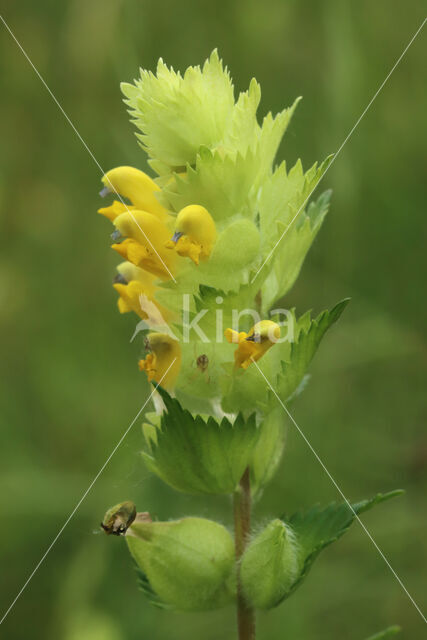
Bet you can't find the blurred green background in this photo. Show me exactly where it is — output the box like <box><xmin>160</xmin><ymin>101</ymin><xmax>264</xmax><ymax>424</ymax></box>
<box><xmin>1</xmin><ymin>1</ymin><xmax>426</xmax><ymax>638</ymax></box>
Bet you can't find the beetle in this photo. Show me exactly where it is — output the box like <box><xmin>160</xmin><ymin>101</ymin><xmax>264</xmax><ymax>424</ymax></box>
<box><xmin>101</xmin><ymin>501</ymin><xmax>137</xmax><ymax>536</ymax></box>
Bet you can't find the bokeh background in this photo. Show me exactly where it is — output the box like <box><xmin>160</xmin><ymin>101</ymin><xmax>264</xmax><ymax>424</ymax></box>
<box><xmin>1</xmin><ymin>1</ymin><xmax>426</xmax><ymax>638</ymax></box>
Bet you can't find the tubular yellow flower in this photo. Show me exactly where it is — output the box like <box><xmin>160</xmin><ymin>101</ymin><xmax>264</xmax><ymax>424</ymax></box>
<box><xmin>113</xmin><ymin>210</ymin><xmax>177</xmax><ymax>280</ymax></box>
<box><xmin>225</xmin><ymin>320</ymin><xmax>281</xmax><ymax>369</ymax></box>
<box><xmin>138</xmin><ymin>333</ymin><xmax>182</xmax><ymax>390</ymax></box>
<box><xmin>113</xmin><ymin>261</ymin><xmax>173</xmax><ymax>322</ymax></box>
<box><xmin>165</xmin><ymin>205</ymin><xmax>216</xmax><ymax>265</ymax></box>
<box><xmin>100</xmin><ymin>166</ymin><xmax>169</xmax><ymax>221</ymax></box>
<box><xmin>114</xmin><ymin>280</ymin><xmax>148</xmax><ymax>315</ymax></box>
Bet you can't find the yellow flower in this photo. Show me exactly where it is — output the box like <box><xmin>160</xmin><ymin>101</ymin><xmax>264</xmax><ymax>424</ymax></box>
<box><xmin>113</xmin><ymin>261</ymin><xmax>172</xmax><ymax>322</ymax></box>
<box><xmin>225</xmin><ymin>320</ymin><xmax>281</xmax><ymax>369</ymax></box>
<box><xmin>138</xmin><ymin>333</ymin><xmax>182</xmax><ymax>390</ymax></box>
<box><xmin>165</xmin><ymin>205</ymin><xmax>216</xmax><ymax>265</ymax></box>
<box><xmin>100</xmin><ymin>166</ymin><xmax>169</xmax><ymax>222</ymax></box>
<box><xmin>113</xmin><ymin>210</ymin><xmax>177</xmax><ymax>280</ymax></box>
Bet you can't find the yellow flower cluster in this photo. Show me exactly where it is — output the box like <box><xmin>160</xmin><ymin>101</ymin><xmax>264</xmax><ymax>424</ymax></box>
<box><xmin>99</xmin><ymin>166</ymin><xmax>280</xmax><ymax>390</ymax></box>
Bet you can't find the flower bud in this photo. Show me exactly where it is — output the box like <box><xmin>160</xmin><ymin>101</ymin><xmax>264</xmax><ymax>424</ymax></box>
<box><xmin>240</xmin><ymin>519</ymin><xmax>300</xmax><ymax>609</ymax></box>
<box><xmin>126</xmin><ymin>517</ymin><xmax>236</xmax><ymax>611</ymax></box>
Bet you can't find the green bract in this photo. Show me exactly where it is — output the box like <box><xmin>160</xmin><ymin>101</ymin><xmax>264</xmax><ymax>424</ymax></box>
<box><xmin>121</xmin><ymin>49</ymin><xmax>332</xmax><ymax>302</ymax></box>
<box><xmin>122</xmin><ymin>51</ymin><xmax>235</xmax><ymax>169</ymax></box>
<box><xmin>141</xmin><ymin>386</ymin><xmax>259</xmax><ymax>495</ymax></box>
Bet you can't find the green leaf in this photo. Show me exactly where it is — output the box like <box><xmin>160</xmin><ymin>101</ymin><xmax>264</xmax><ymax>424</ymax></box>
<box><xmin>239</xmin><ymin>491</ymin><xmax>403</xmax><ymax>610</ymax></box>
<box><xmin>282</xmin><ymin>490</ymin><xmax>404</xmax><ymax>602</ymax></box>
<box><xmin>364</xmin><ymin>627</ymin><xmax>401</xmax><ymax>640</ymax></box>
<box><xmin>142</xmin><ymin>386</ymin><xmax>260</xmax><ymax>494</ymax></box>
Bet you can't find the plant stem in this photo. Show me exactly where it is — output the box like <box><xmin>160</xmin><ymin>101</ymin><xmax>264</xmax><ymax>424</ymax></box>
<box><xmin>233</xmin><ymin>467</ymin><xmax>255</xmax><ymax>640</ymax></box>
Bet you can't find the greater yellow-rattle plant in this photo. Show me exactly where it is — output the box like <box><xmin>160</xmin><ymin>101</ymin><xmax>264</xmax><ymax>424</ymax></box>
<box><xmin>99</xmin><ymin>51</ymin><xmax>402</xmax><ymax>640</ymax></box>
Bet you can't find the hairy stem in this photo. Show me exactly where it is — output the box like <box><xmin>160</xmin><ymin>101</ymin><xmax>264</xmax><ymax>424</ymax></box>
<box><xmin>233</xmin><ymin>467</ymin><xmax>255</xmax><ymax>640</ymax></box>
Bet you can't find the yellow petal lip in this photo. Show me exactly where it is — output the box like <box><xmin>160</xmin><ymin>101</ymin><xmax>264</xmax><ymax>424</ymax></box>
<box><xmin>113</xmin><ymin>281</ymin><xmax>148</xmax><ymax>318</ymax></box>
<box><xmin>225</xmin><ymin>321</ymin><xmax>281</xmax><ymax>369</ymax></box>
<box><xmin>98</xmin><ymin>200</ymin><xmax>134</xmax><ymax>222</ymax></box>
<box><xmin>168</xmin><ymin>235</ymin><xmax>203</xmax><ymax>265</ymax></box>
<box><xmin>112</xmin><ymin>262</ymin><xmax>173</xmax><ymax>322</ymax></box>
<box><xmin>101</xmin><ymin>166</ymin><xmax>169</xmax><ymax>221</ymax></box>
<box><xmin>165</xmin><ymin>204</ymin><xmax>216</xmax><ymax>265</ymax></box>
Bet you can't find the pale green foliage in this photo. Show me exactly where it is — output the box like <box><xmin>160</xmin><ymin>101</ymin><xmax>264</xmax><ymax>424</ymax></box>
<box><xmin>222</xmin><ymin>78</ymin><xmax>261</xmax><ymax>155</ymax></box>
<box><xmin>261</xmin><ymin>189</ymin><xmax>332</xmax><ymax>310</ymax></box>
<box><xmin>122</xmin><ymin>49</ymin><xmax>331</xmax><ymax>305</ymax></box>
<box><xmin>121</xmin><ymin>50</ymin><xmax>235</xmax><ymax>168</ymax></box>
<box><xmin>163</xmin><ymin>146</ymin><xmax>260</xmax><ymax>223</ymax></box>
<box><xmin>255</xmin><ymin>98</ymin><xmax>302</xmax><ymax>183</ymax></box>
<box><xmin>259</xmin><ymin>159</ymin><xmax>332</xmax><ymax>253</ymax></box>
<box><xmin>258</xmin><ymin>161</ymin><xmax>333</xmax><ymax>310</ymax></box>
<box><xmin>162</xmin><ymin>97</ymin><xmax>302</xmax><ymax>223</ymax></box>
